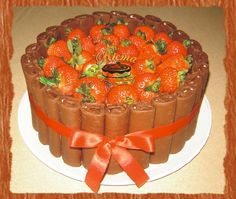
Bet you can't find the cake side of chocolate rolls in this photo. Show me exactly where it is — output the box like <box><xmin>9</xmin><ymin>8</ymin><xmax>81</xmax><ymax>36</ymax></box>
<box><xmin>170</xmin><ymin>85</ymin><xmax>197</xmax><ymax>154</ymax></box>
<box><xmin>150</xmin><ymin>93</ymin><xmax>177</xmax><ymax>164</ymax></box>
<box><xmin>105</xmin><ymin>104</ymin><xmax>130</xmax><ymax>174</ymax></box>
<box><xmin>128</xmin><ymin>102</ymin><xmax>155</xmax><ymax>169</ymax></box>
<box><xmin>58</xmin><ymin>96</ymin><xmax>82</xmax><ymax>167</ymax></box>
<box><xmin>44</xmin><ymin>87</ymin><xmax>61</xmax><ymax>157</ymax></box>
<box><xmin>81</xmin><ymin>103</ymin><xmax>105</xmax><ymax>169</ymax></box>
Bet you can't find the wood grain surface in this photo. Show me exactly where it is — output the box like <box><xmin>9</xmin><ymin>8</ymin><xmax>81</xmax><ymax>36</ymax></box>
<box><xmin>0</xmin><ymin>0</ymin><xmax>235</xmax><ymax>198</ymax></box>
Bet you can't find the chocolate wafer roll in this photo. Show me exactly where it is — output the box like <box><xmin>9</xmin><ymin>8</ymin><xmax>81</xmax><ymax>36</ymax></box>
<box><xmin>58</xmin><ymin>96</ymin><xmax>81</xmax><ymax>167</ymax></box>
<box><xmin>127</xmin><ymin>14</ymin><xmax>144</xmax><ymax>33</ymax></box>
<box><xmin>170</xmin><ymin>85</ymin><xmax>197</xmax><ymax>154</ymax></box>
<box><xmin>60</xmin><ymin>18</ymin><xmax>79</xmax><ymax>39</ymax></box>
<box><xmin>46</xmin><ymin>25</ymin><xmax>62</xmax><ymax>40</ymax></box>
<box><xmin>44</xmin><ymin>87</ymin><xmax>61</xmax><ymax>157</ymax></box>
<box><xmin>105</xmin><ymin>104</ymin><xmax>130</xmax><ymax>174</ymax></box>
<box><xmin>128</xmin><ymin>102</ymin><xmax>155</xmax><ymax>169</ymax></box>
<box><xmin>187</xmin><ymin>39</ymin><xmax>202</xmax><ymax>55</ymax></box>
<box><xmin>150</xmin><ymin>93</ymin><xmax>176</xmax><ymax>164</ymax></box>
<box><xmin>32</xmin><ymin>78</ymin><xmax>49</xmax><ymax>145</ymax></box>
<box><xmin>21</xmin><ymin>63</ymin><xmax>41</xmax><ymax>132</ymax></box>
<box><xmin>36</xmin><ymin>32</ymin><xmax>49</xmax><ymax>58</ymax></box>
<box><xmin>81</xmin><ymin>103</ymin><xmax>105</xmax><ymax>169</ymax></box>
<box><xmin>157</xmin><ymin>21</ymin><xmax>176</xmax><ymax>34</ymax></box>
<box><xmin>110</xmin><ymin>11</ymin><xmax>128</xmax><ymax>24</ymax></box>
<box><xmin>25</xmin><ymin>43</ymin><xmax>40</xmax><ymax>63</ymax></box>
<box><xmin>184</xmin><ymin>72</ymin><xmax>203</xmax><ymax>140</ymax></box>
<box><xmin>93</xmin><ymin>11</ymin><xmax>111</xmax><ymax>24</ymax></box>
<box><xmin>75</xmin><ymin>14</ymin><xmax>94</xmax><ymax>35</ymax></box>
<box><xmin>172</xmin><ymin>30</ymin><xmax>190</xmax><ymax>42</ymax></box>
<box><xmin>144</xmin><ymin>15</ymin><xmax>162</xmax><ymax>32</ymax></box>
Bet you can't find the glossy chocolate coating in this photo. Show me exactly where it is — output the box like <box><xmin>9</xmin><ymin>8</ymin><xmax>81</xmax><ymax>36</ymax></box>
<box><xmin>129</xmin><ymin>102</ymin><xmax>155</xmax><ymax>169</ymax></box>
<box><xmin>58</xmin><ymin>96</ymin><xmax>82</xmax><ymax>167</ymax></box>
<box><xmin>44</xmin><ymin>88</ymin><xmax>61</xmax><ymax>157</ymax></box>
<box><xmin>172</xmin><ymin>30</ymin><xmax>190</xmax><ymax>42</ymax></box>
<box><xmin>81</xmin><ymin>103</ymin><xmax>105</xmax><ymax>169</ymax></box>
<box><xmin>93</xmin><ymin>11</ymin><xmax>111</xmax><ymax>24</ymax></box>
<box><xmin>75</xmin><ymin>14</ymin><xmax>94</xmax><ymax>35</ymax></box>
<box><xmin>110</xmin><ymin>11</ymin><xmax>128</xmax><ymax>24</ymax></box>
<box><xmin>170</xmin><ymin>85</ymin><xmax>197</xmax><ymax>154</ymax></box>
<box><xmin>105</xmin><ymin>104</ymin><xmax>130</xmax><ymax>174</ymax></box>
<box><xmin>144</xmin><ymin>15</ymin><xmax>162</xmax><ymax>31</ymax></box>
<box><xmin>127</xmin><ymin>14</ymin><xmax>144</xmax><ymax>33</ymax></box>
<box><xmin>150</xmin><ymin>93</ymin><xmax>177</xmax><ymax>163</ymax></box>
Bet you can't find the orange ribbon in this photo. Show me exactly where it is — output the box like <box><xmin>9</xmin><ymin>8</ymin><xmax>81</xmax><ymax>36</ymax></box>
<box><xmin>28</xmin><ymin>93</ymin><xmax>200</xmax><ymax>192</ymax></box>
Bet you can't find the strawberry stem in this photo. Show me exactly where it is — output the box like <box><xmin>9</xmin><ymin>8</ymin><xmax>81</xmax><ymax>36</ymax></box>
<box><xmin>183</xmin><ymin>39</ymin><xmax>191</xmax><ymax>48</ymax></box>
<box><xmin>155</xmin><ymin>40</ymin><xmax>167</xmax><ymax>55</ymax></box>
<box><xmin>38</xmin><ymin>57</ymin><xmax>45</xmax><ymax>69</ymax></box>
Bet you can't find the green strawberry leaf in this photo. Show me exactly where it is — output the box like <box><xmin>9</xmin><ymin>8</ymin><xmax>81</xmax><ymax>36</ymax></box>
<box><xmin>185</xmin><ymin>54</ymin><xmax>193</xmax><ymax>69</ymax></box>
<box><xmin>38</xmin><ymin>57</ymin><xmax>45</xmax><ymax>69</ymax></box>
<box><xmin>39</xmin><ymin>69</ymin><xmax>60</xmax><ymax>87</ymax></box>
<box><xmin>96</xmin><ymin>18</ymin><xmax>104</xmax><ymax>25</ymax></box>
<box><xmin>121</xmin><ymin>39</ymin><xmax>131</xmax><ymax>47</ymax></box>
<box><xmin>155</xmin><ymin>40</ymin><xmax>167</xmax><ymax>55</ymax></box>
<box><xmin>183</xmin><ymin>39</ymin><xmax>191</xmax><ymax>48</ymax></box>
<box><xmin>178</xmin><ymin>70</ymin><xmax>187</xmax><ymax>84</ymax></box>
<box><xmin>146</xmin><ymin>60</ymin><xmax>155</xmax><ymax>71</ymax></box>
<box><xmin>136</xmin><ymin>30</ymin><xmax>146</xmax><ymax>40</ymax></box>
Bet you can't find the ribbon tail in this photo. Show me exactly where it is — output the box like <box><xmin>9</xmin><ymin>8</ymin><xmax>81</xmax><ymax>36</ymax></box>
<box><xmin>111</xmin><ymin>145</ymin><xmax>149</xmax><ymax>187</ymax></box>
<box><xmin>85</xmin><ymin>141</ymin><xmax>111</xmax><ymax>193</ymax></box>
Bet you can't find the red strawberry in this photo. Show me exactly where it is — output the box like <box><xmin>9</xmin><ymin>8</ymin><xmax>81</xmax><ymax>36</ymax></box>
<box><xmin>162</xmin><ymin>41</ymin><xmax>187</xmax><ymax>60</ymax></box>
<box><xmin>133</xmin><ymin>58</ymin><xmax>157</xmax><ymax>74</ymax></box>
<box><xmin>47</xmin><ymin>40</ymin><xmax>72</xmax><ymax>62</ymax></box>
<box><xmin>38</xmin><ymin>56</ymin><xmax>66</xmax><ymax>77</ymax></box>
<box><xmin>154</xmin><ymin>32</ymin><xmax>172</xmax><ymax>44</ymax></box>
<box><xmin>39</xmin><ymin>64</ymin><xmax>79</xmax><ymax>95</ymax></box>
<box><xmin>134</xmin><ymin>73</ymin><xmax>160</xmax><ymax>102</ymax></box>
<box><xmin>107</xmin><ymin>84</ymin><xmax>138</xmax><ymax>105</ymax></box>
<box><xmin>89</xmin><ymin>24</ymin><xmax>110</xmax><ymax>43</ymax></box>
<box><xmin>67</xmin><ymin>28</ymin><xmax>86</xmax><ymax>41</ymax></box>
<box><xmin>81</xmin><ymin>37</ymin><xmax>95</xmax><ymax>54</ymax></box>
<box><xmin>159</xmin><ymin>67</ymin><xmax>186</xmax><ymax>93</ymax></box>
<box><xmin>73</xmin><ymin>50</ymin><xmax>93</xmax><ymax>71</ymax></box>
<box><xmin>81</xmin><ymin>59</ymin><xmax>103</xmax><ymax>78</ymax></box>
<box><xmin>113</xmin><ymin>24</ymin><xmax>130</xmax><ymax>40</ymax></box>
<box><xmin>117</xmin><ymin>39</ymin><xmax>139</xmax><ymax>58</ymax></box>
<box><xmin>102</xmin><ymin>34</ymin><xmax>120</xmax><ymax>46</ymax></box>
<box><xmin>73</xmin><ymin>77</ymin><xmax>107</xmax><ymax>103</ymax></box>
<box><xmin>134</xmin><ymin>25</ymin><xmax>155</xmax><ymax>41</ymax></box>
<box><xmin>129</xmin><ymin>35</ymin><xmax>146</xmax><ymax>48</ymax></box>
<box><xmin>156</xmin><ymin>54</ymin><xmax>189</xmax><ymax>75</ymax></box>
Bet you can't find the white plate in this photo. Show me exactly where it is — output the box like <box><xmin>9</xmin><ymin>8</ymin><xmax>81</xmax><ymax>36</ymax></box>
<box><xmin>18</xmin><ymin>91</ymin><xmax>212</xmax><ymax>186</ymax></box>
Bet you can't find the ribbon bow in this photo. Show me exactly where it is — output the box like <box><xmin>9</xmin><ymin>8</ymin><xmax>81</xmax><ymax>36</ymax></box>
<box><xmin>69</xmin><ymin>130</ymin><xmax>155</xmax><ymax>192</ymax></box>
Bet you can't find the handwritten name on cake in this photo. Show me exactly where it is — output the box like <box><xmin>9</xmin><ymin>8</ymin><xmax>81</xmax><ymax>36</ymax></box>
<box><xmin>96</xmin><ymin>49</ymin><xmax>137</xmax><ymax>64</ymax></box>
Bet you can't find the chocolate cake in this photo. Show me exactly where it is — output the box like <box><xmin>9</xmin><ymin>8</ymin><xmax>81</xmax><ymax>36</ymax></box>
<box><xmin>21</xmin><ymin>11</ymin><xmax>209</xmax><ymax>177</ymax></box>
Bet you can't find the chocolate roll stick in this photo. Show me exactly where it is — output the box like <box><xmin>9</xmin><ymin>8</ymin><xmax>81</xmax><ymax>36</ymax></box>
<box><xmin>36</xmin><ymin>32</ymin><xmax>49</xmax><ymax>58</ymax></box>
<box><xmin>157</xmin><ymin>21</ymin><xmax>176</xmax><ymax>34</ymax></box>
<box><xmin>21</xmin><ymin>62</ymin><xmax>41</xmax><ymax>132</ymax></box>
<box><xmin>58</xmin><ymin>96</ymin><xmax>81</xmax><ymax>167</ymax></box>
<box><xmin>93</xmin><ymin>11</ymin><xmax>111</xmax><ymax>24</ymax></box>
<box><xmin>150</xmin><ymin>93</ymin><xmax>176</xmax><ymax>164</ymax></box>
<box><xmin>172</xmin><ymin>30</ymin><xmax>190</xmax><ymax>42</ymax></box>
<box><xmin>128</xmin><ymin>102</ymin><xmax>155</xmax><ymax>169</ymax></box>
<box><xmin>32</xmin><ymin>78</ymin><xmax>49</xmax><ymax>145</ymax></box>
<box><xmin>170</xmin><ymin>85</ymin><xmax>197</xmax><ymax>154</ymax></box>
<box><xmin>184</xmin><ymin>72</ymin><xmax>203</xmax><ymax>140</ymax></box>
<box><xmin>110</xmin><ymin>11</ymin><xmax>128</xmax><ymax>24</ymax></box>
<box><xmin>144</xmin><ymin>15</ymin><xmax>162</xmax><ymax>32</ymax></box>
<box><xmin>81</xmin><ymin>103</ymin><xmax>105</xmax><ymax>169</ymax></box>
<box><xmin>44</xmin><ymin>87</ymin><xmax>61</xmax><ymax>157</ymax></box>
<box><xmin>127</xmin><ymin>14</ymin><xmax>144</xmax><ymax>33</ymax></box>
<box><xmin>46</xmin><ymin>25</ymin><xmax>62</xmax><ymax>40</ymax></box>
<box><xmin>75</xmin><ymin>15</ymin><xmax>94</xmax><ymax>35</ymax></box>
<box><xmin>25</xmin><ymin>43</ymin><xmax>40</xmax><ymax>64</ymax></box>
<box><xmin>105</xmin><ymin>104</ymin><xmax>130</xmax><ymax>174</ymax></box>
